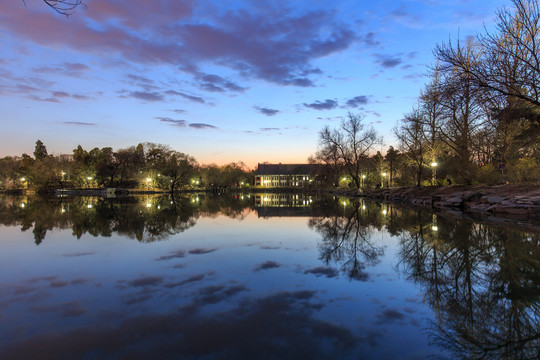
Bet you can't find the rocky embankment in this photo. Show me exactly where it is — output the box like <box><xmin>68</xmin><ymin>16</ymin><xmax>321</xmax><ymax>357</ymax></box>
<box><xmin>361</xmin><ymin>184</ymin><xmax>540</xmax><ymax>223</ymax></box>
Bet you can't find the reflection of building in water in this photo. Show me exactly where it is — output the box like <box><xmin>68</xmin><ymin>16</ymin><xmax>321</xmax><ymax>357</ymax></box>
<box><xmin>254</xmin><ymin>164</ymin><xmax>324</xmax><ymax>187</ymax></box>
<box><xmin>254</xmin><ymin>193</ymin><xmax>323</xmax><ymax>217</ymax></box>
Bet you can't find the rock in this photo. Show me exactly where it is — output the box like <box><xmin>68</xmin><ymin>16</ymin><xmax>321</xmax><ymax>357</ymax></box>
<box><xmin>484</xmin><ymin>196</ymin><xmax>507</xmax><ymax>204</ymax></box>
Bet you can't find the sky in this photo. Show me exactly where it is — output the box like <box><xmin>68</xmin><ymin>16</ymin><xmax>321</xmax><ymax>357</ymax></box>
<box><xmin>0</xmin><ymin>0</ymin><xmax>506</xmax><ymax>169</ymax></box>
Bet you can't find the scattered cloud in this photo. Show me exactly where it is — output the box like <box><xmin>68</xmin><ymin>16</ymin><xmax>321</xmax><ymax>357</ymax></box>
<box><xmin>374</xmin><ymin>54</ymin><xmax>402</xmax><ymax>68</ymax></box>
<box><xmin>195</xmin><ymin>72</ymin><xmax>247</xmax><ymax>93</ymax></box>
<box><xmin>52</xmin><ymin>91</ymin><xmax>70</xmax><ymax>98</ymax></box>
<box><xmin>64</xmin><ymin>62</ymin><xmax>89</xmax><ymax>72</ymax></box>
<box><xmin>32</xmin><ymin>62</ymin><xmax>90</xmax><ymax>77</ymax></box>
<box><xmin>29</xmin><ymin>95</ymin><xmax>61</xmax><ymax>103</ymax></box>
<box><xmin>260</xmin><ymin>128</ymin><xmax>280</xmax><ymax>132</ymax></box>
<box><xmin>189</xmin><ymin>123</ymin><xmax>217</xmax><ymax>130</ymax></box>
<box><xmin>156</xmin><ymin>117</ymin><xmax>187</xmax><ymax>127</ymax></box>
<box><xmin>346</xmin><ymin>95</ymin><xmax>369</xmax><ymax>108</ymax></box>
<box><xmin>0</xmin><ymin>2</ymin><xmax>356</xmax><ymax>87</ymax></box>
<box><xmin>388</xmin><ymin>5</ymin><xmax>423</xmax><ymax>27</ymax></box>
<box><xmin>157</xmin><ymin>118</ymin><xmax>217</xmax><ymax>130</ymax></box>
<box><xmin>165</xmin><ymin>90</ymin><xmax>206</xmax><ymax>104</ymax></box>
<box><xmin>303</xmin><ymin>99</ymin><xmax>338</xmax><ymax>110</ymax></box>
<box><xmin>361</xmin><ymin>32</ymin><xmax>380</xmax><ymax>47</ymax></box>
<box><xmin>128</xmin><ymin>91</ymin><xmax>164</xmax><ymax>102</ymax></box>
<box><xmin>254</xmin><ymin>106</ymin><xmax>280</xmax><ymax>116</ymax></box>
<box><xmin>59</xmin><ymin>121</ymin><xmax>97</xmax><ymax>126</ymax></box>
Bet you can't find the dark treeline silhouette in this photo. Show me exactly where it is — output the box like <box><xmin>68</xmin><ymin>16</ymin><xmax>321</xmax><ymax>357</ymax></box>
<box><xmin>0</xmin><ymin>141</ymin><xmax>252</xmax><ymax>193</ymax></box>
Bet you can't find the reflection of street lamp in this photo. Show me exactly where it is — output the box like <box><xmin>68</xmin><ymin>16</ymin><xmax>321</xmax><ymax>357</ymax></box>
<box><xmin>431</xmin><ymin>162</ymin><xmax>438</xmax><ymax>185</ymax></box>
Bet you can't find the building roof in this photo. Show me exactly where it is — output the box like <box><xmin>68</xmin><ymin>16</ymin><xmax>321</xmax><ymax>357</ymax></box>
<box><xmin>254</xmin><ymin>163</ymin><xmax>322</xmax><ymax>175</ymax></box>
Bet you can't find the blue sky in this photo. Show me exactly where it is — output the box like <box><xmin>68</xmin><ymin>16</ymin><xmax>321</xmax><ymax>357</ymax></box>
<box><xmin>0</xmin><ymin>0</ymin><xmax>505</xmax><ymax>168</ymax></box>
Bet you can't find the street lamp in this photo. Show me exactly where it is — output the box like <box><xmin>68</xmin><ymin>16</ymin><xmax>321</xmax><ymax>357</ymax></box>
<box><xmin>381</xmin><ymin>172</ymin><xmax>387</xmax><ymax>188</ymax></box>
<box><xmin>431</xmin><ymin>162</ymin><xmax>438</xmax><ymax>185</ymax></box>
<box><xmin>361</xmin><ymin>174</ymin><xmax>366</xmax><ymax>187</ymax></box>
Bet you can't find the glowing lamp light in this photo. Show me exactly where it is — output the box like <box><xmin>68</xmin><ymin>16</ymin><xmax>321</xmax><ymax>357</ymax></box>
<box><xmin>432</xmin><ymin>226</ymin><xmax>438</xmax><ymax>231</ymax></box>
<box><xmin>382</xmin><ymin>209</ymin><xmax>387</xmax><ymax>215</ymax></box>
<box><xmin>146</xmin><ymin>178</ymin><xmax>152</xmax><ymax>182</ymax></box>
<box><xmin>431</xmin><ymin>162</ymin><xmax>438</xmax><ymax>167</ymax></box>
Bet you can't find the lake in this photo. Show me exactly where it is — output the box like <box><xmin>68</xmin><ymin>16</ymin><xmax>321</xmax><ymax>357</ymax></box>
<box><xmin>0</xmin><ymin>193</ymin><xmax>539</xmax><ymax>359</ymax></box>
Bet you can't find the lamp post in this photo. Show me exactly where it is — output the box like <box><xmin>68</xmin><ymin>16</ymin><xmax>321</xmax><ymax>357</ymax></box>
<box><xmin>431</xmin><ymin>162</ymin><xmax>438</xmax><ymax>186</ymax></box>
<box><xmin>381</xmin><ymin>172</ymin><xmax>387</xmax><ymax>188</ymax></box>
<box><xmin>361</xmin><ymin>174</ymin><xmax>366</xmax><ymax>187</ymax></box>
<box><xmin>146</xmin><ymin>178</ymin><xmax>152</xmax><ymax>191</ymax></box>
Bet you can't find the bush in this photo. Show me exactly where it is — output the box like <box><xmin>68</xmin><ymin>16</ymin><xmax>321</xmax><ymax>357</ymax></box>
<box><xmin>507</xmin><ymin>158</ymin><xmax>540</xmax><ymax>183</ymax></box>
<box><xmin>477</xmin><ymin>163</ymin><xmax>500</xmax><ymax>185</ymax></box>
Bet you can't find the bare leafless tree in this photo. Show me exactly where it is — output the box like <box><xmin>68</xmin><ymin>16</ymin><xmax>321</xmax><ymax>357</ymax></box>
<box><xmin>395</xmin><ymin>108</ymin><xmax>426</xmax><ymax>186</ymax></box>
<box><xmin>435</xmin><ymin>0</ymin><xmax>540</xmax><ymax>107</ymax></box>
<box><xmin>22</xmin><ymin>0</ymin><xmax>85</xmax><ymax>16</ymax></box>
<box><xmin>318</xmin><ymin>113</ymin><xmax>381</xmax><ymax>189</ymax></box>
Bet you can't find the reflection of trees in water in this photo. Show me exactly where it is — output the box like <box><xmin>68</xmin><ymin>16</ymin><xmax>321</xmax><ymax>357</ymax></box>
<box><xmin>398</xmin><ymin>214</ymin><xmax>540</xmax><ymax>359</ymax></box>
<box><xmin>0</xmin><ymin>194</ymin><xmax>249</xmax><ymax>244</ymax></box>
<box><xmin>309</xmin><ymin>200</ymin><xmax>385</xmax><ymax>281</ymax></box>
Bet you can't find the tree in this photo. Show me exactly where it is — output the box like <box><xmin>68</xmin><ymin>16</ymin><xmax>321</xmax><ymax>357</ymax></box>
<box><xmin>317</xmin><ymin>113</ymin><xmax>381</xmax><ymax>189</ymax></box>
<box><xmin>308</xmin><ymin>142</ymin><xmax>343</xmax><ymax>187</ymax></box>
<box><xmin>385</xmin><ymin>146</ymin><xmax>400</xmax><ymax>187</ymax></box>
<box><xmin>437</xmin><ymin>37</ymin><xmax>486</xmax><ymax>184</ymax></box>
<box><xmin>158</xmin><ymin>151</ymin><xmax>197</xmax><ymax>193</ymax></box>
<box><xmin>435</xmin><ymin>0</ymin><xmax>540</xmax><ymax>108</ymax></box>
<box><xmin>33</xmin><ymin>140</ymin><xmax>48</xmax><ymax>160</ymax></box>
<box><xmin>395</xmin><ymin>108</ymin><xmax>426</xmax><ymax>186</ymax></box>
<box><xmin>38</xmin><ymin>0</ymin><xmax>85</xmax><ymax>16</ymax></box>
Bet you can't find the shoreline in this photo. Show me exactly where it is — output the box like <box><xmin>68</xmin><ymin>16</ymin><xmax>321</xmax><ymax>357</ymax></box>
<box><xmin>356</xmin><ymin>184</ymin><xmax>540</xmax><ymax>231</ymax></box>
<box><xmin>3</xmin><ymin>184</ymin><xmax>540</xmax><ymax>229</ymax></box>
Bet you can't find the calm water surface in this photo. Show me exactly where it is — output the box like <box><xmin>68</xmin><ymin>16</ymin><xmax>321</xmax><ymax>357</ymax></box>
<box><xmin>0</xmin><ymin>194</ymin><xmax>539</xmax><ymax>359</ymax></box>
